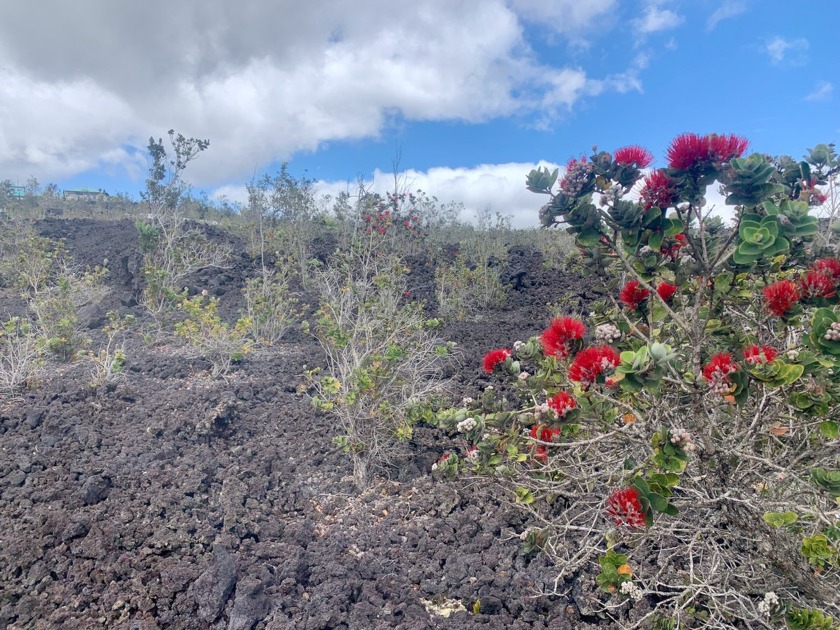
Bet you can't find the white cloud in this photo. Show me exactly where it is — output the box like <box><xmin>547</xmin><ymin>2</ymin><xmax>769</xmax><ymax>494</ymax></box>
<box><xmin>0</xmin><ymin>0</ymin><xmax>635</xmax><ymax>186</ymax></box>
<box><xmin>213</xmin><ymin>162</ymin><xmax>562</xmax><ymax>228</ymax></box>
<box><xmin>707</xmin><ymin>1</ymin><xmax>748</xmax><ymax>30</ymax></box>
<box><xmin>633</xmin><ymin>6</ymin><xmax>684</xmax><ymax>35</ymax></box>
<box><xmin>212</xmin><ymin>161</ymin><xmax>740</xmax><ymax>231</ymax></box>
<box><xmin>805</xmin><ymin>81</ymin><xmax>833</xmax><ymax>102</ymax></box>
<box><xmin>763</xmin><ymin>36</ymin><xmax>809</xmax><ymax>66</ymax></box>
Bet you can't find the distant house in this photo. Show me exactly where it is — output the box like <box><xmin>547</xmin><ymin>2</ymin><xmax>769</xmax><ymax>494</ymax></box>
<box><xmin>9</xmin><ymin>185</ymin><xmax>25</xmax><ymax>198</ymax></box>
<box><xmin>63</xmin><ymin>188</ymin><xmax>110</xmax><ymax>202</ymax></box>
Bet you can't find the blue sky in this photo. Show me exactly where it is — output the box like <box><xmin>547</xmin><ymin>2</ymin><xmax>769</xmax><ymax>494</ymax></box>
<box><xmin>0</xmin><ymin>0</ymin><xmax>836</xmax><ymax>226</ymax></box>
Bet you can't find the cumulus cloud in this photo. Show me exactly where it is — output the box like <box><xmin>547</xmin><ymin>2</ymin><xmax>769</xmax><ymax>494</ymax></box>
<box><xmin>0</xmin><ymin>0</ymin><xmax>636</xmax><ymax>186</ymax></box>
<box><xmin>763</xmin><ymin>36</ymin><xmax>809</xmax><ymax>66</ymax></box>
<box><xmin>707</xmin><ymin>1</ymin><xmax>748</xmax><ymax>30</ymax></box>
<box><xmin>633</xmin><ymin>6</ymin><xmax>684</xmax><ymax>35</ymax></box>
<box><xmin>805</xmin><ymin>81</ymin><xmax>833</xmax><ymax>102</ymax></box>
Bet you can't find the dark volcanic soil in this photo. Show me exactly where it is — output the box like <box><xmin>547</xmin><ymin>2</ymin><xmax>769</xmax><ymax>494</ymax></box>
<box><xmin>0</xmin><ymin>219</ymin><xmax>606</xmax><ymax>629</ymax></box>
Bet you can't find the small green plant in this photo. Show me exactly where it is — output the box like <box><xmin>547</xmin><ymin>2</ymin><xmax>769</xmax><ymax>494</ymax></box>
<box><xmin>30</xmin><ymin>264</ymin><xmax>108</xmax><ymax>361</ymax></box>
<box><xmin>595</xmin><ymin>548</ymin><xmax>634</xmax><ymax>593</ymax></box>
<box><xmin>242</xmin><ymin>263</ymin><xmax>299</xmax><ymax>345</ymax></box>
<box><xmin>175</xmin><ymin>292</ymin><xmax>252</xmax><ymax>377</ymax></box>
<box><xmin>786</xmin><ymin>606</ymin><xmax>836</xmax><ymax>630</ymax></box>
<box><xmin>435</xmin><ymin>255</ymin><xmax>506</xmax><ymax>321</ymax></box>
<box><xmin>88</xmin><ymin>311</ymin><xmax>135</xmax><ymax>387</ymax></box>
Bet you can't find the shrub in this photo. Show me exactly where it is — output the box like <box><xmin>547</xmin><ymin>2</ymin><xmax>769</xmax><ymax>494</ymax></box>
<box><xmin>436</xmin><ymin>137</ymin><xmax>840</xmax><ymax>627</ymax></box>
<box><xmin>87</xmin><ymin>311</ymin><xmax>135</xmax><ymax>387</ymax></box>
<box><xmin>242</xmin><ymin>263</ymin><xmax>300</xmax><ymax>346</ymax></box>
<box><xmin>0</xmin><ymin>317</ymin><xmax>42</xmax><ymax>397</ymax></box>
<box><xmin>175</xmin><ymin>292</ymin><xmax>251</xmax><ymax>377</ymax></box>
<box><xmin>311</xmin><ymin>243</ymin><xmax>455</xmax><ymax>487</ymax></box>
<box><xmin>29</xmin><ymin>263</ymin><xmax>108</xmax><ymax>361</ymax></box>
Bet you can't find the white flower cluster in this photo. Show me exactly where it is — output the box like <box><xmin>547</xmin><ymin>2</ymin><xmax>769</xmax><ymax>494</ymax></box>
<box><xmin>595</xmin><ymin>323</ymin><xmax>622</xmax><ymax>344</ymax></box>
<box><xmin>533</xmin><ymin>402</ymin><xmax>550</xmax><ymax>421</ymax></box>
<box><xmin>786</xmin><ymin>349</ymin><xmax>800</xmax><ymax>361</ymax></box>
<box><xmin>757</xmin><ymin>591</ymin><xmax>779</xmax><ymax>617</ymax></box>
<box><xmin>465</xmin><ymin>447</ymin><xmax>479</xmax><ymax>461</ymax></box>
<box><xmin>518</xmin><ymin>371</ymin><xmax>530</xmax><ymax>381</ymax></box>
<box><xmin>670</xmin><ymin>428</ymin><xmax>696</xmax><ymax>452</ymax></box>
<box><xmin>619</xmin><ymin>581</ymin><xmax>644</xmax><ymax>601</ymax></box>
<box><xmin>462</xmin><ymin>397</ymin><xmax>474</xmax><ymax>405</ymax></box>
<box><xmin>456</xmin><ymin>417</ymin><xmax>477</xmax><ymax>433</ymax></box>
<box><xmin>824</xmin><ymin>321</ymin><xmax>840</xmax><ymax>341</ymax></box>
<box><xmin>513</xmin><ymin>340</ymin><xmax>525</xmax><ymax>353</ymax></box>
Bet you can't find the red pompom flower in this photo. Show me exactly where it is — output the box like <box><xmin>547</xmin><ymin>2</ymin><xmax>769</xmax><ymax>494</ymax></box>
<box><xmin>743</xmin><ymin>345</ymin><xmax>777</xmax><ymax>365</ymax></box>
<box><xmin>813</xmin><ymin>258</ymin><xmax>840</xmax><ymax>284</ymax></box>
<box><xmin>613</xmin><ymin>146</ymin><xmax>654</xmax><ymax>169</ymax></box>
<box><xmin>547</xmin><ymin>391</ymin><xmax>576</xmax><ymax>417</ymax></box>
<box><xmin>763</xmin><ymin>280</ymin><xmax>801</xmax><ymax>317</ymax></box>
<box><xmin>482</xmin><ymin>348</ymin><xmax>511</xmax><ymax>374</ymax></box>
<box><xmin>702</xmin><ymin>353</ymin><xmax>738</xmax><ymax>382</ymax></box>
<box><xmin>800</xmin><ymin>269</ymin><xmax>837</xmax><ymax>300</ymax></box>
<box><xmin>619</xmin><ymin>280</ymin><xmax>650</xmax><ymax>310</ymax></box>
<box><xmin>656</xmin><ymin>281</ymin><xmax>677</xmax><ymax>302</ymax></box>
<box><xmin>541</xmin><ymin>317</ymin><xmax>586</xmax><ymax>358</ymax></box>
<box><xmin>605</xmin><ymin>487</ymin><xmax>647</xmax><ymax>529</ymax></box>
<box><xmin>640</xmin><ymin>170</ymin><xmax>677</xmax><ymax>210</ymax></box>
<box><xmin>568</xmin><ymin>346</ymin><xmax>621</xmax><ymax>385</ymax></box>
<box><xmin>666</xmin><ymin>133</ymin><xmax>748</xmax><ymax>170</ymax></box>
<box><xmin>530</xmin><ymin>424</ymin><xmax>560</xmax><ymax>463</ymax></box>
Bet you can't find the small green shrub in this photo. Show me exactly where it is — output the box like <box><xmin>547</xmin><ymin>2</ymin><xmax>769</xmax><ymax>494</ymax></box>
<box><xmin>175</xmin><ymin>292</ymin><xmax>251</xmax><ymax>377</ymax></box>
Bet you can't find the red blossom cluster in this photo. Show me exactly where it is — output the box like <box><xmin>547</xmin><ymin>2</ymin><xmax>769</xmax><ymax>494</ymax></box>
<box><xmin>800</xmin><ymin>269</ymin><xmax>837</xmax><ymax>300</ymax></box>
<box><xmin>640</xmin><ymin>170</ymin><xmax>678</xmax><ymax>210</ymax></box>
<box><xmin>530</xmin><ymin>424</ymin><xmax>560</xmax><ymax>463</ymax></box>
<box><xmin>763</xmin><ymin>280</ymin><xmax>801</xmax><ymax>317</ymax></box>
<box><xmin>743</xmin><ymin>344</ymin><xmax>777</xmax><ymax>365</ymax></box>
<box><xmin>800</xmin><ymin>258</ymin><xmax>840</xmax><ymax>301</ymax></box>
<box><xmin>568</xmin><ymin>345</ymin><xmax>621</xmax><ymax>385</ymax></box>
<box><xmin>605</xmin><ymin>487</ymin><xmax>647</xmax><ymax>529</ymax></box>
<box><xmin>660</xmin><ymin>232</ymin><xmax>688</xmax><ymax>260</ymax></box>
<box><xmin>362</xmin><ymin>192</ymin><xmax>424</xmax><ymax>237</ymax></box>
<box><xmin>613</xmin><ymin>146</ymin><xmax>654</xmax><ymax>169</ymax></box>
<box><xmin>656</xmin><ymin>281</ymin><xmax>677</xmax><ymax>302</ymax></box>
<box><xmin>547</xmin><ymin>391</ymin><xmax>576</xmax><ymax>417</ymax></box>
<box><xmin>482</xmin><ymin>348</ymin><xmax>511</xmax><ymax>374</ymax></box>
<box><xmin>666</xmin><ymin>133</ymin><xmax>749</xmax><ymax>170</ymax></box>
<box><xmin>702</xmin><ymin>352</ymin><xmax>738</xmax><ymax>382</ymax></box>
<box><xmin>541</xmin><ymin>317</ymin><xmax>586</xmax><ymax>358</ymax></box>
<box><xmin>619</xmin><ymin>280</ymin><xmax>650</xmax><ymax>310</ymax></box>
<box><xmin>801</xmin><ymin>176</ymin><xmax>828</xmax><ymax>206</ymax></box>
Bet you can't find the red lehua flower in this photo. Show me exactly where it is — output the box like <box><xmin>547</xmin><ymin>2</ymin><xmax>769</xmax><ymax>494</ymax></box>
<box><xmin>605</xmin><ymin>487</ymin><xmax>647</xmax><ymax>529</ymax></box>
<box><xmin>547</xmin><ymin>391</ymin><xmax>576</xmax><ymax>417</ymax></box>
<box><xmin>743</xmin><ymin>344</ymin><xmax>777</xmax><ymax>365</ymax></box>
<box><xmin>702</xmin><ymin>353</ymin><xmax>738</xmax><ymax>382</ymax></box>
<box><xmin>656</xmin><ymin>281</ymin><xmax>677</xmax><ymax>302</ymax></box>
<box><xmin>568</xmin><ymin>346</ymin><xmax>621</xmax><ymax>384</ymax></box>
<box><xmin>640</xmin><ymin>170</ymin><xmax>677</xmax><ymax>210</ymax></box>
<box><xmin>541</xmin><ymin>317</ymin><xmax>586</xmax><ymax>358</ymax></box>
<box><xmin>707</xmin><ymin>133</ymin><xmax>749</xmax><ymax>162</ymax></box>
<box><xmin>800</xmin><ymin>269</ymin><xmax>837</xmax><ymax>299</ymax></box>
<box><xmin>813</xmin><ymin>258</ymin><xmax>840</xmax><ymax>284</ymax></box>
<box><xmin>530</xmin><ymin>424</ymin><xmax>560</xmax><ymax>463</ymax></box>
<box><xmin>482</xmin><ymin>348</ymin><xmax>511</xmax><ymax>374</ymax></box>
<box><xmin>619</xmin><ymin>280</ymin><xmax>650</xmax><ymax>310</ymax></box>
<box><xmin>763</xmin><ymin>280</ymin><xmax>801</xmax><ymax>317</ymax></box>
<box><xmin>666</xmin><ymin>133</ymin><xmax>748</xmax><ymax>169</ymax></box>
<box><xmin>613</xmin><ymin>146</ymin><xmax>654</xmax><ymax>169</ymax></box>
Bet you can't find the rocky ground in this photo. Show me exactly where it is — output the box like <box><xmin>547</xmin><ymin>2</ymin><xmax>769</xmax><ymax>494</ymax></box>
<box><xmin>0</xmin><ymin>218</ymin><xmax>621</xmax><ymax>629</ymax></box>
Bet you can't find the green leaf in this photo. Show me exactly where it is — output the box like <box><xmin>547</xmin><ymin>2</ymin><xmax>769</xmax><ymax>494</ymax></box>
<box><xmin>763</xmin><ymin>511</ymin><xmax>799</xmax><ymax>527</ymax></box>
<box><xmin>819</xmin><ymin>421</ymin><xmax>840</xmax><ymax>439</ymax></box>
